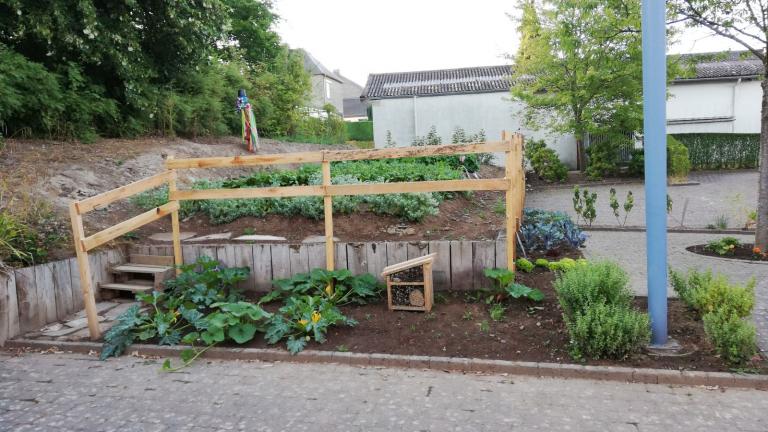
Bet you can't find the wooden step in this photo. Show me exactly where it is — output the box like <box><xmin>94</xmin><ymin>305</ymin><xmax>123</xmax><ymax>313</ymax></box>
<box><xmin>99</xmin><ymin>280</ymin><xmax>154</xmax><ymax>293</ymax></box>
<box><xmin>111</xmin><ymin>264</ymin><xmax>172</xmax><ymax>274</ymax></box>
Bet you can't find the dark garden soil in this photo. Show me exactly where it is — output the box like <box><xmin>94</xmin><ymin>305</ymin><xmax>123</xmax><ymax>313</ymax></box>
<box><xmin>686</xmin><ymin>244</ymin><xmax>768</xmax><ymax>262</ymax></box>
<box><xmin>526</xmin><ymin>170</ymin><xmax>643</xmax><ymax>191</ymax></box>
<box><xmin>234</xmin><ymin>252</ymin><xmax>765</xmax><ymax>374</ymax></box>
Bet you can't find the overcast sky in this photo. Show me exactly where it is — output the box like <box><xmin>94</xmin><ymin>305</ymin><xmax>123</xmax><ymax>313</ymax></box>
<box><xmin>273</xmin><ymin>0</ymin><xmax>748</xmax><ymax>86</ymax></box>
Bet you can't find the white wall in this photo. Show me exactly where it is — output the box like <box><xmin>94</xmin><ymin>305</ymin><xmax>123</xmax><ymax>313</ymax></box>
<box><xmin>371</xmin><ymin>92</ymin><xmax>578</xmax><ymax>168</ymax></box>
<box><xmin>667</xmin><ymin>79</ymin><xmax>762</xmax><ymax>134</ymax></box>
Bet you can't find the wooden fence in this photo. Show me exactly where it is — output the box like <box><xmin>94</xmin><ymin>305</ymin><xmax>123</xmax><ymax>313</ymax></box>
<box><xmin>0</xmin><ymin>249</ymin><xmax>121</xmax><ymax>346</ymax></box>
<box><xmin>69</xmin><ymin>132</ymin><xmax>525</xmax><ymax>340</ymax></box>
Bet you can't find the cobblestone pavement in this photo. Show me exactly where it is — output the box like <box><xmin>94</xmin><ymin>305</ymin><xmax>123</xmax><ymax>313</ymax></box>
<box><xmin>582</xmin><ymin>231</ymin><xmax>768</xmax><ymax>354</ymax></box>
<box><xmin>526</xmin><ymin>170</ymin><xmax>758</xmax><ymax>229</ymax></box>
<box><xmin>1</xmin><ymin>351</ymin><xmax>767</xmax><ymax>432</ymax></box>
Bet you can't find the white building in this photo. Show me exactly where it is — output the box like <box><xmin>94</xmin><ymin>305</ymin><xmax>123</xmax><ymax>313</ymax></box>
<box><xmin>667</xmin><ymin>51</ymin><xmax>763</xmax><ymax>134</ymax></box>
<box><xmin>361</xmin><ymin>52</ymin><xmax>763</xmax><ymax>169</ymax></box>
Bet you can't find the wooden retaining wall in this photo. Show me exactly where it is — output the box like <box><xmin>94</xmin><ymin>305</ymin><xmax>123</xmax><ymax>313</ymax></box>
<box><xmin>0</xmin><ymin>249</ymin><xmax>123</xmax><ymax>346</ymax></box>
<box><xmin>132</xmin><ymin>240</ymin><xmax>506</xmax><ymax>293</ymax></box>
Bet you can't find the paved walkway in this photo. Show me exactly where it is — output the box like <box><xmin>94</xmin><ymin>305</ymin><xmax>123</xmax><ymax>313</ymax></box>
<box><xmin>1</xmin><ymin>351</ymin><xmax>767</xmax><ymax>432</ymax></box>
<box><xmin>527</xmin><ymin>170</ymin><xmax>758</xmax><ymax>229</ymax></box>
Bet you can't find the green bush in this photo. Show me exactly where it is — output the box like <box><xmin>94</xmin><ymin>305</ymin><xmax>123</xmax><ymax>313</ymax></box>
<box><xmin>554</xmin><ymin>261</ymin><xmax>632</xmax><ymax>320</ymax></box>
<box><xmin>673</xmin><ymin>133</ymin><xmax>760</xmax><ymax>170</ymax></box>
<box><xmin>345</xmin><ymin>121</ymin><xmax>373</xmax><ymax>141</ymax></box>
<box><xmin>566</xmin><ymin>302</ymin><xmax>650</xmax><ymax>359</ymax></box>
<box><xmin>704</xmin><ymin>236</ymin><xmax>741</xmax><ymax>256</ymax></box>
<box><xmin>667</xmin><ymin>135</ymin><xmax>691</xmax><ymax>180</ymax></box>
<box><xmin>585</xmin><ymin>140</ymin><xmax>620</xmax><ymax>180</ymax></box>
<box><xmin>702</xmin><ymin>310</ymin><xmax>758</xmax><ymax>365</ymax></box>
<box><xmin>525</xmin><ymin>139</ymin><xmax>568</xmax><ymax>182</ymax></box>
<box><xmin>285</xmin><ymin>111</ymin><xmax>347</xmax><ymax>144</ymax></box>
<box><xmin>515</xmin><ymin>258</ymin><xmax>534</xmax><ymax>273</ymax></box>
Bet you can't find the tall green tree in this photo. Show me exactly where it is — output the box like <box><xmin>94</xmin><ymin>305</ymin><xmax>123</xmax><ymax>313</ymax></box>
<box><xmin>510</xmin><ymin>0</ymin><xmax>644</xmax><ymax>170</ymax></box>
<box><xmin>671</xmin><ymin>0</ymin><xmax>768</xmax><ymax>249</ymax></box>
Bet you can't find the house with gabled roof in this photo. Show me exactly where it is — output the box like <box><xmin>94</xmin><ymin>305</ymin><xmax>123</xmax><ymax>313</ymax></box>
<box><xmin>297</xmin><ymin>49</ymin><xmax>345</xmax><ymax>114</ymax></box>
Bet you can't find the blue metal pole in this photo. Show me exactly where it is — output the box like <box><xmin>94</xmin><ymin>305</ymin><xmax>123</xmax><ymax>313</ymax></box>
<box><xmin>642</xmin><ymin>0</ymin><xmax>668</xmax><ymax>346</ymax></box>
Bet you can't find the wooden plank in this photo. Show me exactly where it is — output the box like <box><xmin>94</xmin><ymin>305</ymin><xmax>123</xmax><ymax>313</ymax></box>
<box><xmin>270</xmin><ymin>244</ymin><xmax>291</xmax><ymax>280</ymax></box>
<box><xmin>327</xmin><ymin>178</ymin><xmax>508</xmax><ymax>197</ymax></box>
<box><xmin>181</xmin><ymin>244</ymin><xmax>199</xmax><ymax>266</ymax></box>
<box><xmin>306</xmin><ymin>243</ymin><xmax>326</xmax><ymax>271</ymax></box>
<box><xmin>288</xmin><ymin>244</ymin><xmax>309</xmax><ymax>276</ymax></box>
<box><xmin>449</xmin><ymin>241</ymin><xmax>473</xmax><ymax>291</ymax></box>
<box><xmin>386</xmin><ymin>242</ymin><xmax>408</xmax><ymax>266</ymax></box>
<box><xmin>233</xmin><ymin>245</ymin><xmax>255</xmax><ymax>292</ymax></box>
<box><xmin>69</xmin><ymin>202</ymin><xmax>100</xmax><ymax>339</ymax></box>
<box><xmin>216</xmin><ymin>245</ymin><xmax>237</xmax><ymax>269</ymax></box>
<box><xmin>51</xmin><ymin>259</ymin><xmax>74</xmax><ymax>320</ymax></box>
<box><xmin>68</xmin><ymin>258</ymin><xmax>83</xmax><ymax>311</ymax></box>
<box><xmin>167</xmin><ymin>156</ymin><xmax>183</xmax><ymax>273</ymax></box>
<box><xmin>473</xmin><ymin>241</ymin><xmax>496</xmax><ymax>291</ymax></box>
<box><xmin>252</xmin><ymin>244</ymin><xmax>273</xmax><ymax>291</ymax></box>
<box><xmin>198</xmin><ymin>246</ymin><xmax>218</xmax><ymax>262</ymax></box>
<box><xmin>504</xmin><ymin>131</ymin><xmax>520</xmax><ymax>271</ymax></box>
<box><xmin>323</xmin><ymin>141</ymin><xmax>509</xmax><ymax>162</ymax></box>
<box><xmin>334</xmin><ymin>242</ymin><xmax>348</xmax><ymax>271</ymax></box>
<box><xmin>75</xmin><ymin>171</ymin><xmax>174</xmax><ymax>214</ymax></box>
<box><xmin>495</xmin><ymin>239</ymin><xmax>508</xmax><ymax>270</ymax></box>
<box><xmin>346</xmin><ymin>243</ymin><xmax>368</xmax><ymax>276</ymax></box>
<box><xmin>0</xmin><ymin>272</ymin><xmax>17</xmax><ymax>346</ymax></box>
<box><xmin>407</xmin><ymin>241</ymin><xmax>430</xmax><ymax>260</ymax></box>
<box><xmin>88</xmin><ymin>252</ymin><xmax>103</xmax><ymax>301</ymax></box>
<box><xmin>428</xmin><ymin>241</ymin><xmax>451</xmax><ymax>290</ymax></box>
<box><xmin>382</xmin><ymin>253</ymin><xmax>436</xmax><ymax>275</ymax></box>
<box><xmin>130</xmin><ymin>254</ymin><xmax>175</xmax><ymax>266</ymax></box>
<box><xmin>322</xmin><ymin>160</ymin><xmax>335</xmax><ymax>270</ymax></box>
<box><xmin>81</xmin><ymin>201</ymin><xmax>179</xmax><ymax>251</ymax></box>
<box><xmin>166</xmin><ymin>151</ymin><xmax>325</xmax><ymax>169</ymax></box>
<box><xmin>366</xmin><ymin>242</ymin><xmax>388</xmax><ymax>281</ymax></box>
<box><xmin>171</xmin><ymin>185</ymin><xmax>324</xmax><ymax>201</ymax></box>
<box><xmin>33</xmin><ymin>264</ymin><xmax>57</xmax><ymax>325</ymax></box>
<box><xmin>14</xmin><ymin>266</ymin><xmax>40</xmax><ymax>334</ymax></box>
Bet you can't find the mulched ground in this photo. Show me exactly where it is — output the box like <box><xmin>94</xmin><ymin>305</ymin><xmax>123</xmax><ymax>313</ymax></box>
<box><xmin>687</xmin><ymin>243</ymin><xmax>768</xmax><ymax>262</ymax></box>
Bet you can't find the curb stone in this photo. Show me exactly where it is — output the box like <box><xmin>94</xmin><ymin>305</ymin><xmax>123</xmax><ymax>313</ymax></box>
<box><xmin>5</xmin><ymin>339</ymin><xmax>767</xmax><ymax>390</ymax></box>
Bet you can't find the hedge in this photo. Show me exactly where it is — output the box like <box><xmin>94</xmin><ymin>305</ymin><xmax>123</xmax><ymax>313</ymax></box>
<box><xmin>672</xmin><ymin>133</ymin><xmax>760</xmax><ymax>170</ymax></box>
<box><xmin>345</xmin><ymin>121</ymin><xmax>373</xmax><ymax>141</ymax></box>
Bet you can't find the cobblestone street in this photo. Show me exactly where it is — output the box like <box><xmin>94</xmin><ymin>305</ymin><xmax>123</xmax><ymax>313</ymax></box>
<box><xmin>1</xmin><ymin>351</ymin><xmax>767</xmax><ymax>432</ymax></box>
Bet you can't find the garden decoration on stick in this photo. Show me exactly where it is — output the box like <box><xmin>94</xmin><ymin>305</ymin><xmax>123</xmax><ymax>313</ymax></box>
<box><xmin>236</xmin><ymin>89</ymin><xmax>259</xmax><ymax>153</ymax></box>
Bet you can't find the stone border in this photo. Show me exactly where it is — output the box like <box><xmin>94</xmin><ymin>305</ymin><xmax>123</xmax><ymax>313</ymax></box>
<box><xmin>582</xmin><ymin>226</ymin><xmax>754</xmax><ymax>235</ymax></box>
<box><xmin>5</xmin><ymin>339</ymin><xmax>767</xmax><ymax>390</ymax></box>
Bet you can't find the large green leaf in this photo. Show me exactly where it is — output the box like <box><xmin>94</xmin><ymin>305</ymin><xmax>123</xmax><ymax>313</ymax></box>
<box><xmin>228</xmin><ymin>323</ymin><xmax>257</xmax><ymax>344</ymax></box>
<box><xmin>286</xmin><ymin>336</ymin><xmax>307</xmax><ymax>354</ymax></box>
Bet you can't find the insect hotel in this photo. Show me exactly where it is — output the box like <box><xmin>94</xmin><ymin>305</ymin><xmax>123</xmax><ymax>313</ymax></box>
<box><xmin>381</xmin><ymin>253</ymin><xmax>436</xmax><ymax>312</ymax></box>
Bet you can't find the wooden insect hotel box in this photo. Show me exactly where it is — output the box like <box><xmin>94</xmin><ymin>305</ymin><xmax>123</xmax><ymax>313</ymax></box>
<box><xmin>381</xmin><ymin>253</ymin><xmax>436</xmax><ymax>312</ymax></box>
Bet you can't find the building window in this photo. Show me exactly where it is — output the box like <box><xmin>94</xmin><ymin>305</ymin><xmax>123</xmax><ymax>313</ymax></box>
<box><xmin>325</xmin><ymin>80</ymin><xmax>331</xmax><ymax>99</ymax></box>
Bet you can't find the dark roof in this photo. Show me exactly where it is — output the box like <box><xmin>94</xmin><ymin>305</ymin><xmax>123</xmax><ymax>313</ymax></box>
<box><xmin>297</xmin><ymin>49</ymin><xmax>343</xmax><ymax>83</ymax></box>
<box><xmin>674</xmin><ymin>51</ymin><xmax>763</xmax><ymax>81</ymax></box>
<box><xmin>343</xmin><ymin>98</ymin><xmax>368</xmax><ymax>118</ymax></box>
<box><xmin>362</xmin><ymin>65</ymin><xmax>512</xmax><ymax>100</ymax></box>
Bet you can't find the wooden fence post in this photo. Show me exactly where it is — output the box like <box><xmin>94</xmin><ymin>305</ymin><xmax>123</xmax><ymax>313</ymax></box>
<box><xmin>503</xmin><ymin>131</ymin><xmax>517</xmax><ymax>271</ymax></box>
<box><xmin>68</xmin><ymin>203</ymin><xmax>101</xmax><ymax>340</ymax></box>
<box><xmin>166</xmin><ymin>157</ymin><xmax>183</xmax><ymax>274</ymax></box>
<box><xmin>322</xmin><ymin>157</ymin><xmax>335</xmax><ymax>271</ymax></box>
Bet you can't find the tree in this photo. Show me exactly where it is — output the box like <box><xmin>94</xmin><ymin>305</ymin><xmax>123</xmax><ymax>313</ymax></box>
<box><xmin>510</xmin><ymin>0</ymin><xmax>644</xmax><ymax>170</ymax></box>
<box><xmin>671</xmin><ymin>1</ymin><xmax>768</xmax><ymax>249</ymax></box>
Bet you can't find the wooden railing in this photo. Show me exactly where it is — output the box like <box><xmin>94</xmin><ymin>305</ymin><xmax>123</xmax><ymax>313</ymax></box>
<box><xmin>69</xmin><ymin>131</ymin><xmax>525</xmax><ymax>340</ymax></box>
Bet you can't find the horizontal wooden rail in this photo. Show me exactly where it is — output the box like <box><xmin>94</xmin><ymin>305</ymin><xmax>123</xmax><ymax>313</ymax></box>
<box><xmin>171</xmin><ymin>185</ymin><xmax>324</xmax><ymax>201</ymax></box>
<box><xmin>326</xmin><ymin>179</ymin><xmax>509</xmax><ymax>196</ymax></box>
<box><xmin>165</xmin><ymin>141</ymin><xmax>509</xmax><ymax>170</ymax></box>
<box><xmin>80</xmin><ymin>202</ymin><xmax>180</xmax><ymax>251</ymax></box>
<box><xmin>75</xmin><ymin>171</ymin><xmax>175</xmax><ymax>214</ymax></box>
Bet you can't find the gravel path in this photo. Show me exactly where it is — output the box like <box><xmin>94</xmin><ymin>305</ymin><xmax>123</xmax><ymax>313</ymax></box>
<box><xmin>2</xmin><ymin>351</ymin><xmax>767</xmax><ymax>431</ymax></box>
<box><xmin>526</xmin><ymin>170</ymin><xmax>758</xmax><ymax>229</ymax></box>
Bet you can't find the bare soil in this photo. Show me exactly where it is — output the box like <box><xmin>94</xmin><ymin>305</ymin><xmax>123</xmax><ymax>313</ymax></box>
<box><xmin>239</xmin><ymin>258</ymin><xmax>765</xmax><ymax>373</ymax></box>
<box><xmin>687</xmin><ymin>244</ymin><xmax>767</xmax><ymax>262</ymax></box>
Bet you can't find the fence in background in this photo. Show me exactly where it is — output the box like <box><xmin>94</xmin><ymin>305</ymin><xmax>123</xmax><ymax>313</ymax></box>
<box><xmin>673</xmin><ymin>133</ymin><xmax>760</xmax><ymax>170</ymax></box>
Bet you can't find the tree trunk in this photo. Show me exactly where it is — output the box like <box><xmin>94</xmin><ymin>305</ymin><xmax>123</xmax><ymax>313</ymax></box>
<box><xmin>576</xmin><ymin>137</ymin><xmax>586</xmax><ymax>171</ymax></box>
<box><xmin>756</xmin><ymin>76</ymin><xmax>768</xmax><ymax>250</ymax></box>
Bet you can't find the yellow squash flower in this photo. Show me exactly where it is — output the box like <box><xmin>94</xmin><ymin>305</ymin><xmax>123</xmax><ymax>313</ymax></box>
<box><xmin>298</xmin><ymin>319</ymin><xmax>308</xmax><ymax>327</ymax></box>
<box><xmin>311</xmin><ymin>311</ymin><xmax>321</xmax><ymax>323</ymax></box>
<box><xmin>325</xmin><ymin>284</ymin><xmax>333</xmax><ymax>297</ymax></box>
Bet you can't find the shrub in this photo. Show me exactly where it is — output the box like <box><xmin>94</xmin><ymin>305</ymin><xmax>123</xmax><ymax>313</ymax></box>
<box><xmin>702</xmin><ymin>310</ymin><xmax>758</xmax><ymax>365</ymax></box>
<box><xmin>627</xmin><ymin>148</ymin><xmax>644</xmax><ymax>177</ymax></box>
<box><xmin>673</xmin><ymin>133</ymin><xmax>759</xmax><ymax>170</ymax></box>
<box><xmin>519</xmin><ymin>208</ymin><xmax>587</xmax><ymax>252</ymax></box>
<box><xmin>345</xmin><ymin>121</ymin><xmax>373</xmax><ymax>141</ymax></box>
<box><xmin>554</xmin><ymin>261</ymin><xmax>632</xmax><ymax>320</ymax></box>
<box><xmin>525</xmin><ymin>139</ymin><xmax>567</xmax><ymax>182</ymax></box>
<box><xmin>515</xmin><ymin>258</ymin><xmax>534</xmax><ymax>273</ymax></box>
<box><xmin>567</xmin><ymin>302</ymin><xmax>650</xmax><ymax>359</ymax></box>
<box><xmin>585</xmin><ymin>139</ymin><xmax>620</xmax><ymax>180</ymax></box>
<box><xmin>667</xmin><ymin>135</ymin><xmax>691</xmax><ymax>180</ymax></box>
<box><xmin>704</xmin><ymin>237</ymin><xmax>740</xmax><ymax>256</ymax></box>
